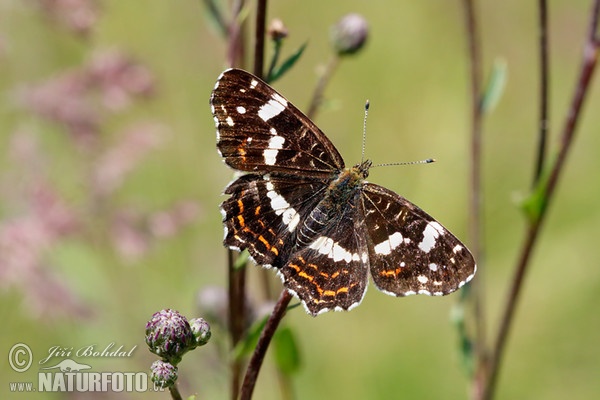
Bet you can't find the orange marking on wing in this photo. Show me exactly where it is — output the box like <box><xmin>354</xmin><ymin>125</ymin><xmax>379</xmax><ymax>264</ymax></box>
<box><xmin>379</xmin><ymin>268</ymin><xmax>401</xmax><ymax>278</ymax></box>
<box><xmin>237</xmin><ymin>215</ymin><xmax>245</xmax><ymax>227</ymax></box>
<box><xmin>237</xmin><ymin>199</ymin><xmax>244</xmax><ymax>213</ymax></box>
<box><xmin>258</xmin><ymin>235</ymin><xmax>270</xmax><ymax>248</ymax></box>
<box><xmin>298</xmin><ymin>271</ymin><xmax>314</xmax><ymax>282</ymax></box>
<box><xmin>254</xmin><ymin>205</ymin><xmax>261</xmax><ymax>215</ymax></box>
<box><xmin>288</xmin><ymin>263</ymin><xmax>301</xmax><ymax>272</ymax></box>
<box><xmin>331</xmin><ymin>271</ymin><xmax>340</xmax><ymax>279</ymax></box>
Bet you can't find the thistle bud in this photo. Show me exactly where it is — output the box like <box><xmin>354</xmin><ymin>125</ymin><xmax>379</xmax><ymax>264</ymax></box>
<box><xmin>145</xmin><ymin>309</ymin><xmax>194</xmax><ymax>365</ymax></box>
<box><xmin>150</xmin><ymin>360</ymin><xmax>178</xmax><ymax>388</ymax></box>
<box><xmin>330</xmin><ymin>13</ymin><xmax>369</xmax><ymax>56</ymax></box>
<box><xmin>189</xmin><ymin>317</ymin><xmax>211</xmax><ymax>347</ymax></box>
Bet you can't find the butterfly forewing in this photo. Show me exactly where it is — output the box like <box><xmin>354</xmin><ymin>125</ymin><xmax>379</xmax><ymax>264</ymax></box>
<box><xmin>211</xmin><ymin>69</ymin><xmax>344</xmax><ymax>177</ymax></box>
<box><xmin>362</xmin><ymin>183</ymin><xmax>476</xmax><ymax>296</ymax></box>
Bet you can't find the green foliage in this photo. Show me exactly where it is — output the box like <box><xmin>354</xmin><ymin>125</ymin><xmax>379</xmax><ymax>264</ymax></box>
<box><xmin>272</xmin><ymin>326</ymin><xmax>301</xmax><ymax>375</ymax></box>
<box><xmin>267</xmin><ymin>42</ymin><xmax>308</xmax><ymax>83</ymax></box>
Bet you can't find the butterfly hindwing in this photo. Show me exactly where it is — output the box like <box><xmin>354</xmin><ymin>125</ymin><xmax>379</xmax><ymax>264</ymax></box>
<box><xmin>211</xmin><ymin>69</ymin><xmax>344</xmax><ymax>177</ymax></box>
<box><xmin>221</xmin><ymin>173</ymin><xmax>330</xmax><ymax>268</ymax></box>
<box><xmin>280</xmin><ymin>195</ymin><xmax>370</xmax><ymax>315</ymax></box>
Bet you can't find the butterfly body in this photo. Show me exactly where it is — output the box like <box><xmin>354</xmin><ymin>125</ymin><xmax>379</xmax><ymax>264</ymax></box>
<box><xmin>211</xmin><ymin>68</ymin><xmax>476</xmax><ymax>316</ymax></box>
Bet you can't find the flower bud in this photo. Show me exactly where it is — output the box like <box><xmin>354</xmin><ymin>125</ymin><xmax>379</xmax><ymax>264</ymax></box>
<box><xmin>150</xmin><ymin>360</ymin><xmax>178</xmax><ymax>388</ymax></box>
<box><xmin>330</xmin><ymin>13</ymin><xmax>369</xmax><ymax>56</ymax></box>
<box><xmin>189</xmin><ymin>317</ymin><xmax>211</xmax><ymax>347</ymax></box>
<box><xmin>268</xmin><ymin>18</ymin><xmax>289</xmax><ymax>41</ymax></box>
<box><xmin>145</xmin><ymin>309</ymin><xmax>194</xmax><ymax>365</ymax></box>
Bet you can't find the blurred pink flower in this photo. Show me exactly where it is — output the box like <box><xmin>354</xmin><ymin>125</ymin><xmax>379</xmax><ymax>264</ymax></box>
<box><xmin>88</xmin><ymin>49</ymin><xmax>155</xmax><ymax>111</ymax></box>
<box><xmin>19</xmin><ymin>69</ymin><xmax>99</xmax><ymax>147</ymax></box>
<box><xmin>0</xmin><ymin>180</ymin><xmax>87</xmax><ymax>319</ymax></box>
<box><xmin>92</xmin><ymin>122</ymin><xmax>165</xmax><ymax>197</ymax></box>
<box><xmin>111</xmin><ymin>201</ymin><xmax>200</xmax><ymax>262</ymax></box>
<box><xmin>18</xmin><ymin>49</ymin><xmax>155</xmax><ymax>148</ymax></box>
<box><xmin>37</xmin><ymin>0</ymin><xmax>101</xmax><ymax>37</ymax></box>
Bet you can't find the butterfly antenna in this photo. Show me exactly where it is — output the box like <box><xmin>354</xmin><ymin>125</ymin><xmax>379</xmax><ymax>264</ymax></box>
<box><xmin>361</xmin><ymin>100</ymin><xmax>370</xmax><ymax>163</ymax></box>
<box><xmin>372</xmin><ymin>158</ymin><xmax>436</xmax><ymax>168</ymax></box>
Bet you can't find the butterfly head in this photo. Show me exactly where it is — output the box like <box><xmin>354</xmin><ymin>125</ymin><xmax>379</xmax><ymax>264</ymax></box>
<box><xmin>353</xmin><ymin>159</ymin><xmax>372</xmax><ymax>179</ymax></box>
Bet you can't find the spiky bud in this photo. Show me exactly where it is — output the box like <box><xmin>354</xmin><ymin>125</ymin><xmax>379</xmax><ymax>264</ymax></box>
<box><xmin>150</xmin><ymin>360</ymin><xmax>178</xmax><ymax>388</ymax></box>
<box><xmin>145</xmin><ymin>309</ymin><xmax>194</xmax><ymax>365</ymax></box>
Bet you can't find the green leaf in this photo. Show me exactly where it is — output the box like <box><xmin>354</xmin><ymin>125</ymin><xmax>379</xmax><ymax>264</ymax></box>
<box><xmin>233</xmin><ymin>250</ymin><xmax>250</xmax><ymax>270</ymax></box>
<box><xmin>520</xmin><ymin>160</ymin><xmax>552</xmax><ymax>223</ymax></box>
<box><xmin>451</xmin><ymin>302</ymin><xmax>474</xmax><ymax>377</ymax></box>
<box><xmin>272</xmin><ymin>326</ymin><xmax>301</xmax><ymax>375</ymax></box>
<box><xmin>268</xmin><ymin>42</ymin><xmax>308</xmax><ymax>83</ymax></box>
<box><xmin>480</xmin><ymin>58</ymin><xmax>507</xmax><ymax>114</ymax></box>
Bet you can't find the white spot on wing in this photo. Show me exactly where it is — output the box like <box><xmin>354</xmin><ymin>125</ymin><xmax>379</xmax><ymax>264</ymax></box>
<box><xmin>250</xmin><ymin>79</ymin><xmax>258</xmax><ymax>88</ymax></box>
<box><xmin>418</xmin><ymin>221</ymin><xmax>444</xmax><ymax>253</ymax></box>
<box><xmin>258</xmin><ymin>95</ymin><xmax>287</xmax><ymax>121</ymax></box>
<box><xmin>236</xmin><ymin>106</ymin><xmax>246</xmax><ymax>114</ymax></box>
<box><xmin>268</xmin><ymin>135</ymin><xmax>285</xmax><ymax>149</ymax></box>
<box><xmin>264</xmin><ymin>135</ymin><xmax>285</xmax><ymax>165</ymax></box>
<box><xmin>263</xmin><ymin>149</ymin><xmax>278</xmax><ymax>165</ymax></box>
<box><xmin>226</xmin><ymin>116</ymin><xmax>234</xmax><ymax>126</ymax></box>
<box><xmin>309</xmin><ymin>236</ymin><xmax>360</xmax><ymax>263</ymax></box>
<box><xmin>428</xmin><ymin>263</ymin><xmax>438</xmax><ymax>271</ymax></box>
<box><xmin>265</xmin><ymin>180</ymin><xmax>299</xmax><ymax>232</ymax></box>
<box><xmin>417</xmin><ymin>275</ymin><xmax>429</xmax><ymax>284</ymax></box>
<box><xmin>374</xmin><ymin>232</ymin><xmax>404</xmax><ymax>255</ymax></box>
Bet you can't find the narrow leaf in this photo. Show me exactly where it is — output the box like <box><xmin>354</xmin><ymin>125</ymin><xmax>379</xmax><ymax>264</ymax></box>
<box><xmin>268</xmin><ymin>42</ymin><xmax>308</xmax><ymax>83</ymax></box>
<box><xmin>481</xmin><ymin>58</ymin><xmax>507</xmax><ymax>114</ymax></box>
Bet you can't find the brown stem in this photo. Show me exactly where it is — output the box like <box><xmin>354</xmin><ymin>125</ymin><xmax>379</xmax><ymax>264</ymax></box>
<box><xmin>533</xmin><ymin>0</ymin><xmax>550</xmax><ymax>186</ymax></box>
<box><xmin>462</xmin><ymin>1</ymin><xmax>486</xmax><ymax>397</ymax></box>
<box><xmin>228</xmin><ymin>250</ymin><xmax>247</xmax><ymax>400</ymax></box>
<box><xmin>482</xmin><ymin>2</ymin><xmax>600</xmax><ymax>399</ymax></box>
<box><xmin>240</xmin><ymin>290</ymin><xmax>293</xmax><ymax>400</ymax></box>
<box><xmin>253</xmin><ymin>0</ymin><xmax>268</xmax><ymax>78</ymax></box>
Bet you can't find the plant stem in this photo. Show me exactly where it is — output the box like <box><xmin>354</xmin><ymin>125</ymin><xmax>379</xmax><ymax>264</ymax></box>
<box><xmin>482</xmin><ymin>2</ymin><xmax>600</xmax><ymax>399</ymax></box>
<box><xmin>253</xmin><ymin>0</ymin><xmax>268</xmax><ymax>78</ymax></box>
<box><xmin>169</xmin><ymin>385</ymin><xmax>183</xmax><ymax>400</ymax></box>
<box><xmin>533</xmin><ymin>0</ymin><xmax>549</xmax><ymax>187</ymax></box>
<box><xmin>225</xmin><ymin>2</ymin><xmax>250</xmax><ymax>398</ymax></box>
<box><xmin>228</xmin><ymin>250</ymin><xmax>247</xmax><ymax>400</ymax></box>
<box><xmin>227</xmin><ymin>0</ymin><xmax>246</xmax><ymax>68</ymax></box>
<box><xmin>461</xmin><ymin>1</ymin><xmax>486</xmax><ymax>397</ymax></box>
<box><xmin>240</xmin><ymin>289</ymin><xmax>293</xmax><ymax>400</ymax></box>
<box><xmin>306</xmin><ymin>55</ymin><xmax>340</xmax><ymax>120</ymax></box>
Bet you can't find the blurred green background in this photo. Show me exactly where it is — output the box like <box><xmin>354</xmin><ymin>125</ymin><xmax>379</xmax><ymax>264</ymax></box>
<box><xmin>1</xmin><ymin>1</ymin><xmax>599</xmax><ymax>399</ymax></box>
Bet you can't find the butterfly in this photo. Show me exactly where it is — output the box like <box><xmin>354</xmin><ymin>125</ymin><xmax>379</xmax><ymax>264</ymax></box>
<box><xmin>211</xmin><ymin>68</ymin><xmax>476</xmax><ymax>316</ymax></box>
